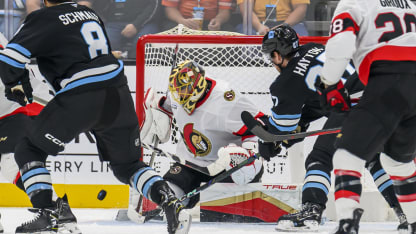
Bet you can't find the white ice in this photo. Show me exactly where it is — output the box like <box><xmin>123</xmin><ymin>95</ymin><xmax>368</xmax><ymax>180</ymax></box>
<box><xmin>0</xmin><ymin>207</ymin><xmax>401</xmax><ymax>234</ymax></box>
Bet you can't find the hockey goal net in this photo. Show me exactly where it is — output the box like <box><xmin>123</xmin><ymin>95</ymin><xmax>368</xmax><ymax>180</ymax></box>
<box><xmin>135</xmin><ymin>29</ymin><xmax>401</xmax><ymax>222</ymax></box>
<box><xmin>136</xmin><ymin>34</ymin><xmax>328</xmax><ymax>120</ymax></box>
<box><xmin>136</xmin><ymin>28</ymin><xmax>329</xmax><ymax>180</ymax></box>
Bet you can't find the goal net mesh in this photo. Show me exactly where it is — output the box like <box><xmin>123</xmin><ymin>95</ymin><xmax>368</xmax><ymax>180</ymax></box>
<box><xmin>136</xmin><ymin>25</ymin><xmax>329</xmax><ymax>183</ymax></box>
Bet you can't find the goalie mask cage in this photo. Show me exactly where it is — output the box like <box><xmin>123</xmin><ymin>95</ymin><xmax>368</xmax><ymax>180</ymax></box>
<box><xmin>136</xmin><ymin>34</ymin><xmax>329</xmax><ymax>123</ymax></box>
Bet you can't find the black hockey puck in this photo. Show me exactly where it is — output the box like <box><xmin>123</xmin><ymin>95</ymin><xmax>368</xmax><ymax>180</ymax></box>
<box><xmin>97</xmin><ymin>189</ymin><xmax>107</xmax><ymax>200</ymax></box>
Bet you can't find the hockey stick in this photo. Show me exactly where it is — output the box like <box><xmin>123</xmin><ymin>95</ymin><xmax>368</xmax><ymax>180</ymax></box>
<box><xmin>141</xmin><ymin>142</ymin><xmax>229</xmax><ymax>176</ymax></box>
<box><xmin>143</xmin><ymin>152</ymin><xmax>260</xmax><ymax>222</ymax></box>
<box><xmin>241</xmin><ymin>111</ymin><xmax>341</xmax><ymax>143</ymax></box>
<box><xmin>178</xmin><ymin>153</ymin><xmax>260</xmax><ymax>202</ymax></box>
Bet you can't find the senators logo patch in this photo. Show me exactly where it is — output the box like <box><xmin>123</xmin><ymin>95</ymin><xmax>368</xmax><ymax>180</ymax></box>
<box><xmin>224</xmin><ymin>90</ymin><xmax>235</xmax><ymax>101</ymax></box>
<box><xmin>169</xmin><ymin>165</ymin><xmax>182</xmax><ymax>174</ymax></box>
<box><xmin>182</xmin><ymin>123</ymin><xmax>212</xmax><ymax>157</ymax></box>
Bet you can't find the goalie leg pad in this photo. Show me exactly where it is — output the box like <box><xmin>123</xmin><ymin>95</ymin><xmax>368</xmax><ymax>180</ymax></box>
<box><xmin>0</xmin><ymin>153</ymin><xmax>19</xmax><ymax>183</ymax></box>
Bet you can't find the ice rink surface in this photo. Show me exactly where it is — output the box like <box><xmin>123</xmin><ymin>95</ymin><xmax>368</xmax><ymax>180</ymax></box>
<box><xmin>0</xmin><ymin>208</ymin><xmax>401</xmax><ymax>234</ymax></box>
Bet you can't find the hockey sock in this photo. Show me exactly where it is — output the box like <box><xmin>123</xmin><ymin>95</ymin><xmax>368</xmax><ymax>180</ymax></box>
<box><xmin>333</xmin><ymin>149</ymin><xmax>365</xmax><ymax>220</ymax></box>
<box><xmin>20</xmin><ymin>161</ymin><xmax>54</xmax><ymax>208</ymax></box>
<box><xmin>366</xmin><ymin>157</ymin><xmax>399</xmax><ymax>208</ymax></box>
<box><xmin>380</xmin><ymin>153</ymin><xmax>416</xmax><ymax>223</ymax></box>
<box><xmin>130</xmin><ymin>167</ymin><xmax>163</xmax><ymax>202</ymax></box>
<box><xmin>302</xmin><ymin>166</ymin><xmax>331</xmax><ymax>207</ymax></box>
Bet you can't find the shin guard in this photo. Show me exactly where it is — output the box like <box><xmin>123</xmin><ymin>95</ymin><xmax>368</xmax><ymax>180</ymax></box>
<box><xmin>333</xmin><ymin>149</ymin><xmax>365</xmax><ymax>220</ymax></box>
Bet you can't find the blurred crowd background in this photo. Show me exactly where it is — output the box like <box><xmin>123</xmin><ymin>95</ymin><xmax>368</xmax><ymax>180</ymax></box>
<box><xmin>2</xmin><ymin>0</ymin><xmax>414</xmax><ymax>59</ymax></box>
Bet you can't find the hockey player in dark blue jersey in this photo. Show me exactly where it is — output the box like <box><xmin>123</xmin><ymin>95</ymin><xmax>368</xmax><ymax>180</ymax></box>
<box><xmin>258</xmin><ymin>25</ymin><xmax>408</xmax><ymax>232</ymax></box>
<box><xmin>0</xmin><ymin>1</ymin><xmax>190</xmax><ymax>234</ymax></box>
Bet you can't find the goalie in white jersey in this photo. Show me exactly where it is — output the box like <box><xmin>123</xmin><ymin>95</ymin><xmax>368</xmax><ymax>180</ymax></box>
<box><xmin>314</xmin><ymin>0</ymin><xmax>416</xmax><ymax>233</ymax></box>
<box><xmin>141</xmin><ymin>60</ymin><xmax>265</xmax><ymax>211</ymax></box>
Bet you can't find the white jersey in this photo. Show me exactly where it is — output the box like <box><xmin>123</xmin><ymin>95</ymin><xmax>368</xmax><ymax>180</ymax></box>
<box><xmin>322</xmin><ymin>0</ymin><xmax>416</xmax><ymax>85</ymax></box>
<box><xmin>0</xmin><ymin>32</ymin><xmax>52</xmax><ymax>118</ymax></box>
<box><xmin>164</xmin><ymin>78</ymin><xmax>260</xmax><ymax>168</ymax></box>
<box><xmin>0</xmin><ymin>71</ymin><xmax>51</xmax><ymax>118</ymax></box>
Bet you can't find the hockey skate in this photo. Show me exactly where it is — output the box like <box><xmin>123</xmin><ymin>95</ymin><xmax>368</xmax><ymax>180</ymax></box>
<box><xmin>15</xmin><ymin>207</ymin><xmax>59</xmax><ymax>234</ymax></box>
<box><xmin>56</xmin><ymin>194</ymin><xmax>82</xmax><ymax>234</ymax></box>
<box><xmin>0</xmin><ymin>213</ymin><xmax>4</xmax><ymax>233</ymax></box>
<box><xmin>25</xmin><ymin>194</ymin><xmax>81</xmax><ymax>234</ymax></box>
<box><xmin>154</xmin><ymin>181</ymin><xmax>191</xmax><ymax>234</ymax></box>
<box><xmin>275</xmin><ymin>202</ymin><xmax>324</xmax><ymax>232</ymax></box>
<box><xmin>162</xmin><ymin>197</ymin><xmax>191</xmax><ymax>234</ymax></box>
<box><xmin>333</xmin><ymin>208</ymin><xmax>364</xmax><ymax>234</ymax></box>
<box><xmin>393</xmin><ymin>206</ymin><xmax>409</xmax><ymax>234</ymax></box>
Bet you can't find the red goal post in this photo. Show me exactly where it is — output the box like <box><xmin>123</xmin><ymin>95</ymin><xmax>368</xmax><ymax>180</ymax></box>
<box><xmin>136</xmin><ymin>34</ymin><xmax>329</xmax><ymax>122</ymax></box>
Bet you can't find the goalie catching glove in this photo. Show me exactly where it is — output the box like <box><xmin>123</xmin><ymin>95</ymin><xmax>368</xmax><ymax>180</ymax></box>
<box><xmin>218</xmin><ymin>141</ymin><xmax>262</xmax><ymax>185</ymax></box>
<box><xmin>140</xmin><ymin>88</ymin><xmax>172</xmax><ymax>145</ymax></box>
<box><xmin>315</xmin><ymin>77</ymin><xmax>351</xmax><ymax>112</ymax></box>
<box><xmin>4</xmin><ymin>70</ymin><xmax>33</xmax><ymax>106</ymax></box>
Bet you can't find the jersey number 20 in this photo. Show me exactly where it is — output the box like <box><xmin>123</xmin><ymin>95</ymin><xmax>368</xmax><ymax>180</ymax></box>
<box><xmin>80</xmin><ymin>21</ymin><xmax>109</xmax><ymax>59</ymax></box>
<box><xmin>376</xmin><ymin>12</ymin><xmax>416</xmax><ymax>43</ymax></box>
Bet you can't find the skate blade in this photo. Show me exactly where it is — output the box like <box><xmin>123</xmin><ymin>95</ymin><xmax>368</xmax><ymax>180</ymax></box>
<box><xmin>15</xmin><ymin>231</ymin><xmax>57</xmax><ymax>234</ymax></box>
<box><xmin>174</xmin><ymin>210</ymin><xmax>192</xmax><ymax>234</ymax></box>
<box><xmin>275</xmin><ymin>220</ymin><xmax>319</xmax><ymax>232</ymax></box>
<box><xmin>58</xmin><ymin>222</ymin><xmax>82</xmax><ymax>234</ymax></box>
<box><xmin>398</xmin><ymin>228</ymin><xmax>409</xmax><ymax>234</ymax></box>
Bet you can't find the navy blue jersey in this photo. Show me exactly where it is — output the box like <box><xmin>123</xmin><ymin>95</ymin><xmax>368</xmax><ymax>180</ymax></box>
<box><xmin>267</xmin><ymin>43</ymin><xmax>358</xmax><ymax>134</ymax></box>
<box><xmin>0</xmin><ymin>2</ymin><xmax>125</xmax><ymax>94</ymax></box>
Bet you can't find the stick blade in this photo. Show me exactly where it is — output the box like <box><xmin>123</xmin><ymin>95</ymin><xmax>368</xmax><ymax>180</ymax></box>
<box><xmin>241</xmin><ymin>111</ymin><xmax>258</xmax><ymax>131</ymax></box>
<box><xmin>241</xmin><ymin>111</ymin><xmax>276</xmax><ymax>142</ymax></box>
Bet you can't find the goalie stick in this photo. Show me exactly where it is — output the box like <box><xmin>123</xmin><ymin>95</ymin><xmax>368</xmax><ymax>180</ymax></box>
<box><xmin>131</xmin><ymin>137</ymin><xmax>159</xmax><ymax>223</ymax></box>
<box><xmin>143</xmin><ymin>152</ymin><xmax>260</xmax><ymax>222</ymax></box>
<box><xmin>141</xmin><ymin>142</ymin><xmax>229</xmax><ymax>176</ymax></box>
<box><xmin>130</xmin><ymin>43</ymin><xmax>181</xmax><ymax>222</ymax></box>
<box><xmin>241</xmin><ymin>111</ymin><xmax>341</xmax><ymax>143</ymax></box>
<box><xmin>178</xmin><ymin>153</ymin><xmax>259</xmax><ymax>202</ymax></box>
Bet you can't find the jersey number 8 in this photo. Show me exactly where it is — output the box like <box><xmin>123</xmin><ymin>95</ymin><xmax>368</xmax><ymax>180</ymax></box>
<box><xmin>80</xmin><ymin>21</ymin><xmax>109</xmax><ymax>59</ymax></box>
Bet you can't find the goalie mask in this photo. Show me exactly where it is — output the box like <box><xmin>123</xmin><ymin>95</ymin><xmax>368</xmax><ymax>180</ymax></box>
<box><xmin>169</xmin><ymin>60</ymin><xmax>208</xmax><ymax>115</ymax></box>
<box><xmin>262</xmin><ymin>24</ymin><xmax>299</xmax><ymax>63</ymax></box>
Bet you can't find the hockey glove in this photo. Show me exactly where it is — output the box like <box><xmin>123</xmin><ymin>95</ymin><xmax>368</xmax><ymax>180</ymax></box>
<box><xmin>282</xmin><ymin>122</ymin><xmax>310</xmax><ymax>148</ymax></box>
<box><xmin>258</xmin><ymin>139</ymin><xmax>282</xmax><ymax>161</ymax></box>
<box><xmin>315</xmin><ymin>77</ymin><xmax>350</xmax><ymax>112</ymax></box>
<box><xmin>5</xmin><ymin>73</ymin><xmax>33</xmax><ymax>106</ymax></box>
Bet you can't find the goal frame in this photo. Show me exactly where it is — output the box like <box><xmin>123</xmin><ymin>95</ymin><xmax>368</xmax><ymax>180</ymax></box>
<box><xmin>135</xmin><ymin>34</ymin><xmax>329</xmax><ymax>122</ymax></box>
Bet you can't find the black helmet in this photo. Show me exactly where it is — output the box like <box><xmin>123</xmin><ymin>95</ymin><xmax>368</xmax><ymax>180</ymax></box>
<box><xmin>262</xmin><ymin>24</ymin><xmax>299</xmax><ymax>59</ymax></box>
